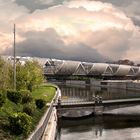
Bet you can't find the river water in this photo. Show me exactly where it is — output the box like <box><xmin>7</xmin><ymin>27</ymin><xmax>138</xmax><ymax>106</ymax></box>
<box><xmin>56</xmin><ymin>84</ymin><xmax>140</xmax><ymax>140</ymax></box>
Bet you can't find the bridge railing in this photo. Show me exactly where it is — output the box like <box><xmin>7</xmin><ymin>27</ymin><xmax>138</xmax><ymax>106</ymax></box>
<box><xmin>61</xmin><ymin>96</ymin><xmax>102</xmax><ymax>102</ymax></box>
<box><xmin>61</xmin><ymin>100</ymin><xmax>93</xmax><ymax>103</ymax></box>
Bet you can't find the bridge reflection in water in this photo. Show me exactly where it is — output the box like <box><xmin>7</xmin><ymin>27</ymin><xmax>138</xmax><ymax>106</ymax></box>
<box><xmin>59</xmin><ymin>84</ymin><xmax>140</xmax><ymax>102</ymax></box>
<box><xmin>56</xmin><ymin>115</ymin><xmax>140</xmax><ymax>140</ymax></box>
<box><xmin>56</xmin><ymin>84</ymin><xmax>140</xmax><ymax>140</ymax></box>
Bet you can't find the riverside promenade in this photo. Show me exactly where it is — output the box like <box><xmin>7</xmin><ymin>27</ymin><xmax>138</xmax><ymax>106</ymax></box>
<box><xmin>104</xmin><ymin>105</ymin><xmax>140</xmax><ymax>116</ymax></box>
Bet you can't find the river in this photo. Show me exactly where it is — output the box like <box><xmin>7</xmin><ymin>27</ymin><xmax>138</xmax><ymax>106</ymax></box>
<box><xmin>56</xmin><ymin>84</ymin><xmax>140</xmax><ymax>140</ymax></box>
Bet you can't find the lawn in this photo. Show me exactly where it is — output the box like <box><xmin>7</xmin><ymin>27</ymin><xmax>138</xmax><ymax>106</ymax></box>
<box><xmin>0</xmin><ymin>84</ymin><xmax>56</xmax><ymax>140</ymax></box>
<box><xmin>32</xmin><ymin>85</ymin><xmax>56</xmax><ymax>102</ymax></box>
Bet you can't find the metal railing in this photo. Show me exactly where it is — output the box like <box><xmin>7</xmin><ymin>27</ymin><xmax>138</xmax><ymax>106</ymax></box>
<box><xmin>27</xmin><ymin>87</ymin><xmax>59</xmax><ymax>140</ymax></box>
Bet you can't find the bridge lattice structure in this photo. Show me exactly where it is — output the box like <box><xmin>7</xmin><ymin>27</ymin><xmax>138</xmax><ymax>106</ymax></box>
<box><xmin>41</xmin><ymin>58</ymin><xmax>140</xmax><ymax>77</ymax></box>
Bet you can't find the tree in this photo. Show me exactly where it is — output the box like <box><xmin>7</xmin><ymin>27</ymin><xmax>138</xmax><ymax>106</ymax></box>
<box><xmin>0</xmin><ymin>57</ymin><xmax>44</xmax><ymax>91</ymax></box>
<box><xmin>8</xmin><ymin>112</ymin><xmax>32</xmax><ymax>136</ymax></box>
<box><xmin>0</xmin><ymin>57</ymin><xmax>13</xmax><ymax>90</ymax></box>
<box><xmin>0</xmin><ymin>92</ymin><xmax>5</xmax><ymax>108</ymax></box>
<box><xmin>16</xmin><ymin>60</ymin><xmax>44</xmax><ymax>91</ymax></box>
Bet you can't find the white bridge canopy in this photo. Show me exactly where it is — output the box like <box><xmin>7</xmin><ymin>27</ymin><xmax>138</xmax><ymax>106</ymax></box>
<box><xmin>41</xmin><ymin>58</ymin><xmax>140</xmax><ymax>77</ymax></box>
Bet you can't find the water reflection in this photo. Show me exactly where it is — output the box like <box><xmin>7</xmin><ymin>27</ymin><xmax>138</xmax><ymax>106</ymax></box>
<box><xmin>58</xmin><ymin>84</ymin><xmax>140</xmax><ymax>102</ymax></box>
<box><xmin>56</xmin><ymin>116</ymin><xmax>140</xmax><ymax>140</ymax></box>
<box><xmin>56</xmin><ymin>84</ymin><xmax>140</xmax><ymax>140</ymax></box>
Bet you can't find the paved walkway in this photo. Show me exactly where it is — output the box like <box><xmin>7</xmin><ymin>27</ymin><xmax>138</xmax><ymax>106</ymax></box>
<box><xmin>104</xmin><ymin>105</ymin><xmax>140</xmax><ymax>115</ymax></box>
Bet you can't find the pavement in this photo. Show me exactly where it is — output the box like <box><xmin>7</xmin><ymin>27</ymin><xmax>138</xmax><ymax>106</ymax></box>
<box><xmin>104</xmin><ymin>105</ymin><xmax>140</xmax><ymax>115</ymax></box>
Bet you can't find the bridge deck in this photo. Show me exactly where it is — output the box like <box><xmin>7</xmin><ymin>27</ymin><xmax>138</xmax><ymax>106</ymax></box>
<box><xmin>103</xmin><ymin>98</ymin><xmax>140</xmax><ymax>104</ymax></box>
<box><xmin>54</xmin><ymin>98</ymin><xmax>140</xmax><ymax>107</ymax></box>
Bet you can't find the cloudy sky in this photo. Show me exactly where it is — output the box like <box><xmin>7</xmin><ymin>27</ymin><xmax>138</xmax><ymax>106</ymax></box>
<box><xmin>1</xmin><ymin>0</ymin><xmax>140</xmax><ymax>62</ymax></box>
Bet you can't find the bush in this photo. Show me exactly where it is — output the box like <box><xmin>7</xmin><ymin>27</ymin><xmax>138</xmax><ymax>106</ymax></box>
<box><xmin>7</xmin><ymin>90</ymin><xmax>22</xmax><ymax>104</ymax></box>
<box><xmin>23</xmin><ymin>104</ymin><xmax>35</xmax><ymax>116</ymax></box>
<box><xmin>35</xmin><ymin>99</ymin><xmax>46</xmax><ymax>109</ymax></box>
<box><xmin>8</xmin><ymin>112</ymin><xmax>32</xmax><ymax>136</ymax></box>
<box><xmin>0</xmin><ymin>92</ymin><xmax>5</xmax><ymax>108</ymax></box>
<box><xmin>20</xmin><ymin>90</ymin><xmax>33</xmax><ymax>104</ymax></box>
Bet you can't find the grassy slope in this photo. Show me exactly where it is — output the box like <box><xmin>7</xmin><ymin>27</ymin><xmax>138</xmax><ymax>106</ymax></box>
<box><xmin>32</xmin><ymin>85</ymin><xmax>56</xmax><ymax>102</ymax></box>
<box><xmin>31</xmin><ymin>85</ymin><xmax>56</xmax><ymax>128</ymax></box>
<box><xmin>0</xmin><ymin>85</ymin><xmax>56</xmax><ymax>140</ymax></box>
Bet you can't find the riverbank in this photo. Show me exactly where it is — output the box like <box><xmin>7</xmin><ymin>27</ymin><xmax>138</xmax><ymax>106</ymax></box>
<box><xmin>0</xmin><ymin>84</ymin><xmax>56</xmax><ymax>140</ymax></box>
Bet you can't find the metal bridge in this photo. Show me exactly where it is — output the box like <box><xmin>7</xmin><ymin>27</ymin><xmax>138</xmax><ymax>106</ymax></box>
<box><xmin>41</xmin><ymin>58</ymin><xmax>140</xmax><ymax>79</ymax></box>
<box><xmin>5</xmin><ymin>56</ymin><xmax>140</xmax><ymax>78</ymax></box>
<box><xmin>55</xmin><ymin>97</ymin><xmax>140</xmax><ymax>118</ymax></box>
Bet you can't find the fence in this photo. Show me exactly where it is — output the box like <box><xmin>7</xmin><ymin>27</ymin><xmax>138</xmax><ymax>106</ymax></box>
<box><xmin>27</xmin><ymin>86</ymin><xmax>59</xmax><ymax>140</ymax></box>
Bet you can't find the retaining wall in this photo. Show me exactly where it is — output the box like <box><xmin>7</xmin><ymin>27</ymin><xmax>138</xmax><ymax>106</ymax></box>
<box><xmin>27</xmin><ymin>86</ymin><xmax>60</xmax><ymax>140</ymax></box>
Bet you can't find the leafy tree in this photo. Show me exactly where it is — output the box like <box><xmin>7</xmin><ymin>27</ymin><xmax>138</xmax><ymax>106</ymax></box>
<box><xmin>16</xmin><ymin>60</ymin><xmax>44</xmax><ymax>91</ymax></box>
<box><xmin>8</xmin><ymin>112</ymin><xmax>32</xmax><ymax>136</ymax></box>
<box><xmin>0</xmin><ymin>57</ymin><xmax>44</xmax><ymax>91</ymax></box>
<box><xmin>7</xmin><ymin>90</ymin><xmax>22</xmax><ymax>104</ymax></box>
<box><xmin>23</xmin><ymin>103</ymin><xmax>36</xmax><ymax>116</ymax></box>
<box><xmin>0</xmin><ymin>57</ymin><xmax>13</xmax><ymax>90</ymax></box>
<box><xmin>0</xmin><ymin>92</ymin><xmax>5</xmax><ymax>108</ymax></box>
<box><xmin>20</xmin><ymin>90</ymin><xmax>33</xmax><ymax>104</ymax></box>
<box><xmin>35</xmin><ymin>99</ymin><xmax>46</xmax><ymax>109</ymax></box>
<box><xmin>24</xmin><ymin>60</ymin><xmax>44</xmax><ymax>91</ymax></box>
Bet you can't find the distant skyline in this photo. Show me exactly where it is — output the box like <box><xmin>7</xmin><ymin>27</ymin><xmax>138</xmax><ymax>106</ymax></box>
<box><xmin>1</xmin><ymin>0</ymin><xmax>140</xmax><ymax>62</ymax></box>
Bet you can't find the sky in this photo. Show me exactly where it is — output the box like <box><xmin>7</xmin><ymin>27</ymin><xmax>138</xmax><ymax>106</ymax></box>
<box><xmin>1</xmin><ymin>0</ymin><xmax>140</xmax><ymax>62</ymax></box>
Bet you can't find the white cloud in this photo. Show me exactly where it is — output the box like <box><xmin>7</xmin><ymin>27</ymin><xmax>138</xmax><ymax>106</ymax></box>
<box><xmin>1</xmin><ymin>0</ymin><xmax>140</xmax><ymax>62</ymax></box>
<box><xmin>0</xmin><ymin>0</ymin><xmax>29</xmax><ymax>53</ymax></box>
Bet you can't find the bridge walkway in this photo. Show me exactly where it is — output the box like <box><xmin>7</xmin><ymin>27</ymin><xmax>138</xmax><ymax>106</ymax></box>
<box><xmin>52</xmin><ymin>98</ymin><xmax>140</xmax><ymax>107</ymax></box>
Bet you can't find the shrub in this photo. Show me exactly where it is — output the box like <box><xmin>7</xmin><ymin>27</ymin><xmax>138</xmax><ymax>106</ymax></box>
<box><xmin>23</xmin><ymin>105</ymin><xmax>34</xmax><ymax>116</ymax></box>
<box><xmin>7</xmin><ymin>90</ymin><xmax>22</xmax><ymax>104</ymax></box>
<box><xmin>0</xmin><ymin>92</ymin><xmax>5</xmax><ymax>108</ymax></box>
<box><xmin>20</xmin><ymin>90</ymin><xmax>33</xmax><ymax>104</ymax></box>
<box><xmin>35</xmin><ymin>99</ymin><xmax>46</xmax><ymax>109</ymax></box>
<box><xmin>8</xmin><ymin>112</ymin><xmax>32</xmax><ymax>136</ymax></box>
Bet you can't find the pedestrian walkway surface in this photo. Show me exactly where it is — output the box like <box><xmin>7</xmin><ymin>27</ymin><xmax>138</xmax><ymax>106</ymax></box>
<box><xmin>104</xmin><ymin>105</ymin><xmax>140</xmax><ymax>115</ymax></box>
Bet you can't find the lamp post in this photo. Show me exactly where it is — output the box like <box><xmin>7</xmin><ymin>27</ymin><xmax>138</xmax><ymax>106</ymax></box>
<box><xmin>13</xmin><ymin>24</ymin><xmax>16</xmax><ymax>90</ymax></box>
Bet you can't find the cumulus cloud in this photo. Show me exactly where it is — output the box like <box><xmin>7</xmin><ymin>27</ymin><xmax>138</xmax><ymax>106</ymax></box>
<box><xmin>5</xmin><ymin>28</ymin><xmax>109</xmax><ymax>62</ymax></box>
<box><xmin>100</xmin><ymin>0</ymin><xmax>140</xmax><ymax>27</ymax></box>
<box><xmin>0</xmin><ymin>0</ymin><xmax>29</xmax><ymax>53</ymax></box>
<box><xmin>120</xmin><ymin>1</ymin><xmax>140</xmax><ymax>26</ymax></box>
<box><xmin>1</xmin><ymin>0</ymin><xmax>140</xmax><ymax>62</ymax></box>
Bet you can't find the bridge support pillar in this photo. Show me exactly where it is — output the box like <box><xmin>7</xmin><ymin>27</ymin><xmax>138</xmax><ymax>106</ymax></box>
<box><xmin>94</xmin><ymin>105</ymin><xmax>104</xmax><ymax>115</ymax></box>
<box><xmin>94</xmin><ymin>96</ymin><xmax>104</xmax><ymax>115</ymax></box>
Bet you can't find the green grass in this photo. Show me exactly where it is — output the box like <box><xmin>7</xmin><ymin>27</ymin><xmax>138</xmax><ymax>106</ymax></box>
<box><xmin>0</xmin><ymin>84</ymin><xmax>56</xmax><ymax>140</ymax></box>
<box><xmin>31</xmin><ymin>85</ymin><xmax>56</xmax><ymax>129</ymax></box>
<box><xmin>32</xmin><ymin>85</ymin><xmax>56</xmax><ymax>102</ymax></box>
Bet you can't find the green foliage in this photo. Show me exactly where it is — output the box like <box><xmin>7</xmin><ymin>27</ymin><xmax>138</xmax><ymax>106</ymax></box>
<box><xmin>23</xmin><ymin>105</ymin><xmax>34</xmax><ymax>116</ymax></box>
<box><xmin>0</xmin><ymin>57</ymin><xmax>13</xmax><ymax>90</ymax></box>
<box><xmin>32</xmin><ymin>86</ymin><xmax>56</xmax><ymax>102</ymax></box>
<box><xmin>8</xmin><ymin>112</ymin><xmax>32</xmax><ymax>136</ymax></box>
<box><xmin>20</xmin><ymin>90</ymin><xmax>33</xmax><ymax>104</ymax></box>
<box><xmin>35</xmin><ymin>99</ymin><xmax>46</xmax><ymax>109</ymax></box>
<box><xmin>0</xmin><ymin>85</ymin><xmax>56</xmax><ymax>139</ymax></box>
<box><xmin>0</xmin><ymin>92</ymin><xmax>5</xmax><ymax>108</ymax></box>
<box><xmin>7</xmin><ymin>90</ymin><xmax>22</xmax><ymax>104</ymax></box>
<box><xmin>16</xmin><ymin>60</ymin><xmax>44</xmax><ymax>91</ymax></box>
<box><xmin>0</xmin><ymin>57</ymin><xmax>44</xmax><ymax>91</ymax></box>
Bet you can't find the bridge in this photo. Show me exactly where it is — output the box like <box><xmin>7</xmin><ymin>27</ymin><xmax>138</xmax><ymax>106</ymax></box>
<box><xmin>43</xmin><ymin>58</ymin><xmax>140</xmax><ymax>79</ymax></box>
<box><xmin>55</xmin><ymin>97</ymin><xmax>140</xmax><ymax>118</ymax></box>
<box><xmin>5</xmin><ymin>56</ymin><xmax>140</xmax><ymax>79</ymax></box>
